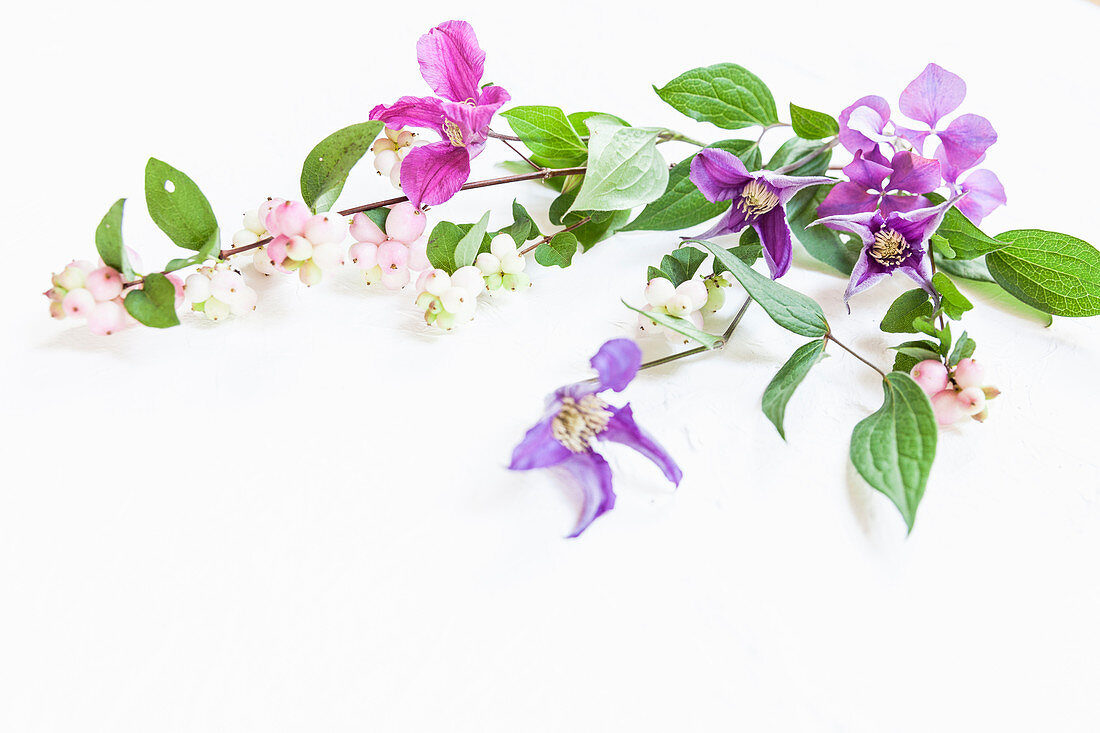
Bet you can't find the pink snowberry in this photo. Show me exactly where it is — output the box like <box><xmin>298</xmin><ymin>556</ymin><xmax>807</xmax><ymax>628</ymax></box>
<box><xmin>384</xmin><ymin>202</ymin><xmax>426</xmax><ymax>242</ymax></box>
<box><xmin>910</xmin><ymin>359</ymin><xmax>950</xmax><ymax>396</ymax></box>
<box><xmin>87</xmin><ymin>300</ymin><xmax>128</xmax><ymax>336</ymax></box>
<box><xmin>956</xmin><ymin>386</ymin><xmax>986</xmax><ymax>416</ymax></box>
<box><xmin>931</xmin><ymin>389</ymin><xmax>964</xmax><ymax>427</ymax></box>
<box><xmin>84</xmin><ymin>267</ymin><xmax>123</xmax><ymax>302</ymax></box>
<box><xmin>349</xmin><ymin>213</ymin><xmax>387</xmax><ymax>244</ymax></box>
<box><xmin>61</xmin><ymin>288</ymin><xmax>96</xmax><ymax>318</ymax></box>
<box><xmin>952</xmin><ymin>358</ymin><xmax>985</xmax><ymax>389</ymax></box>
<box><xmin>377</xmin><ymin>241</ymin><xmax>409</xmax><ymax>271</ymax></box>
<box><xmin>266</xmin><ymin>200</ymin><xmax>310</xmax><ymax>237</ymax></box>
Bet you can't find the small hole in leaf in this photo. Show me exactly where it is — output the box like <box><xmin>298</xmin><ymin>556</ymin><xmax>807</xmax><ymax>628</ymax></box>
<box><xmin>164</xmin><ymin>180</ymin><xmax>175</xmax><ymax>194</ymax></box>
<box><xmin>318</xmin><ymin>156</ymin><xmax>324</xmax><ymax>162</ymax></box>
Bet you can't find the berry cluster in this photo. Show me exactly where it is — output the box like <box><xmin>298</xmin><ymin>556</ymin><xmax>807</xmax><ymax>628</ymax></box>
<box><xmin>475</xmin><ymin>235</ymin><xmax>531</xmax><ymax>293</ymax></box>
<box><xmin>636</xmin><ymin>276</ymin><xmax>715</xmax><ymax>345</ymax></box>
<box><xmin>251</xmin><ymin>199</ymin><xmax>347</xmax><ymax>285</ymax></box>
<box><xmin>372</xmin><ymin>127</ymin><xmax>428</xmax><ymax>189</ymax></box>
<box><xmin>45</xmin><ymin>261</ymin><xmax>134</xmax><ymax>335</ymax></box>
<box><xmin>347</xmin><ymin>202</ymin><xmax>430</xmax><ymax>289</ymax></box>
<box><xmin>183</xmin><ymin>264</ymin><xmax>257</xmax><ymax>321</ymax></box>
<box><xmin>414</xmin><ymin>266</ymin><xmax>486</xmax><ymax>330</ymax></box>
<box><xmin>911</xmin><ymin>358</ymin><xmax>1000</xmax><ymax>426</ymax></box>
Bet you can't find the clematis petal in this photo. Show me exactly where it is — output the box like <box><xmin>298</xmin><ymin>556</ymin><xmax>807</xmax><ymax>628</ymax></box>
<box><xmin>894</xmin><ymin>126</ymin><xmax>932</xmax><ymax>156</ymax></box>
<box><xmin>689</xmin><ymin>148</ymin><xmax>752</xmax><ymax>203</ymax></box>
<box><xmin>694</xmin><ymin>204</ymin><xmax>749</xmax><ymax>241</ymax></box>
<box><xmin>558</xmin><ymin>451</ymin><xmax>616</xmax><ymax>538</ymax></box>
<box><xmin>896</xmin><ymin>254</ymin><xmax>935</xmax><ymax>294</ymax></box>
<box><xmin>899</xmin><ymin>63</ymin><xmax>967</xmax><ymax>129</ymax></box>
<box><xmin>886</xmin><ymin>197</ymin><xmax>957</xmax><ymax>249</ymax></box>
<box><xmin>957</xmin><ymin>169</ymin><xmax>1006</xmax><ymax>225</ymax></box>
<box><xmin>809</xmin><ymin>211</ymin><xmax>879</xmax><ymax>245</ymax></box>
<box><xmin>754</xmin><ymin>172</ymin><xmax>834</xmax><ymax>206</ymax></box>
<box><xmin>441</xmin><ymin>91</ymin><xmax>510</xmax><ymax>153</ymax></box>
<box><xmin>843</xmin><ymin>150</ymin><xmax>892</xmax><ymax>190</ymax></box>
<box><xmin>416</xmin><ymin>20</ymin><xmax>485</xmax><ymax>103</ymax></box>
<box><xmin>589</xmin><ymin>339</ymin><xmax>641</xmax><ymax>393</ymax></box>
<box><xmin>399</xmin><ymin>141</ymin><xmax>472</xmax><ymax>208</ymax></box>
<box><xmin>846</xmin><ymin>106</ymin><xmax>892</xmax><ymax>143</ymax></box>
<box><xmin>599</xmin><ymin>405</ymin><xmax>683</xmax><ymax>486</ymax></box>
<box><xmin>816</xmin><ymin>182</ymin><xmax>880</xmax><ymax>218</ymax></box>
<box><xmin>886</xmin><ymin>150</ymin><xmax>942</xmax><ymax>195</ymax></box>
<box><xmin>476</xmin><ymin>83</ymin><xmax>511</xmax><ymax>108</ymax></box>
<box><xmin>838</xmin><ymin>95</ymin><xmax>891</xmax><ymax>154</ymax></box>
<box><xmin>844</xmin><ymin>248</ymin><xmax>890</xmax><ymax>302</ymax></box>
<box><xmin>880</xmin><ymin>194</ymin><xmax>930</xmax><ymax>217</ymax></box>
<box><xmin>508</xmin><ymin>410</ymin><xmax>572</xmax><ymax>470</ymax></box>
<box><xmin>369</xmin><ymin>95</ymin><xmax>445</xmax><ymax>135</ymax></box>
<box><xmin>753</xmin><ymin>206</ymin><xmax>795</xmax><ymax>279</ymax></box>
<box><xmin>938</xmin><ymin>114</ymin><xmax>997</xmax><ymax>171</ymax></box>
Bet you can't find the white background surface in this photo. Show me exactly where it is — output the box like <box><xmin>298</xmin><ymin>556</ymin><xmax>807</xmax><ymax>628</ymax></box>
<box><xmin>3</xmin><ymin>0</ymin><xmax>1100</xmax><ymax>730</ymax></box>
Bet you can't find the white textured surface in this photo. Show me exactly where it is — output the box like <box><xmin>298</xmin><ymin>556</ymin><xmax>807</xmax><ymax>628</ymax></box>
<box><xmin>3</xmin><ymin>0</ymin><xmax>1100</xmax><ymax>730</ymax></box>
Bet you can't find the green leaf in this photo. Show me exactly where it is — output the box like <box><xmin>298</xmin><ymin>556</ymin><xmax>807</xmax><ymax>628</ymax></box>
<box><xmin>568</xmin><ymin>111</ymin><xmax>630</xmax><ymax>136</ymax></box>
<box><xmin>986</xmin><ymin>229</ymin><xmax>1100</xmax><ymax>317</ymax></box>
<box><xmin>659</xmin><ymin>246</ymin><xmax>708</xmax><ymax>286</ymax></box>
<box><xmin>570</xmin><ymin>117</ymin><xmax>668</xmax><ymax>213</ymax></box>
<box><xmin>454</xmin><ymin>211</ymin><xmax>491</xmax><ymax>269</ymax></box>
<box><xmin>501</xmin><ymin>106</ymin><xmax>588</xmax><ymax>168</ymax></box>
<box><xmin>766</xmin><ymin>137</ymin><xmax>832</xmax><ymax>176</ymax></box>
<box><xmin>426</xmin><ymin>222</ymin><xmax>465</xmax><ymax>273</ymax></box>
<box><xmin>849</xmin><ymin>372</ymin><xmax>938</xmax><ymax>531</ymax></box>
<box><xmin>498</xmin><ymin>160</ymin><xmax>565</xmax><ymax>191</ymax></box>
<box><xmin>622</xmin><ymin>139</ymin><xmax>761</xmax><ymax>232</ymax></box>
<box><xmin>789</xmin><ymin>103</ymin><xmax>839</xmax><ymax>140</ymax></box>
<box><xmin>929</xmin><ymin>234</ymin><xmax>955</xmax><ymax>259</ymax></box>
<box><xmin>953</xmin><ymin>277</ymin><xmax>1052</xmax><ymax>327</ymax></box>
<box><xmin>947</xmin><ymin>331</ymin><xmax>976</xmax><ymax>366</ymax></box>
<box><xmin>94</xmin><ymin>198</ymin><xmax>134</xmax><ymax>279</ymax></box>
<box><xmin>890</xmin><ymin>340</ymin><xmax>942</xmax><ymax>373</ymax></box>
<box><xmin>499</xmin><ymin>200</ymin><xmax>542</xmax><ymax>245</ymax></box>
<box><xmin>363</xmin><ymin>208</ymin><xmax>389</xmax><ymax>231</ymax></box>
<box><xmin>623</xmin><ymin>300</ymin><xmax>721</xmax><ymax>349</ymax></box>
<box><xmin>786</xmin><ymin>185</ymin><xmax>859</xmax><ymax>275</ymax></box>
<box><xmin>164</xmin><ymin>229</ymin><xmax>220</xmax><ymax>273</ymax></box>
<box><xmin>880</xmin><ymin>289</ymin><xmax>933</xmax><ymax>333</ymax></box>
<box><xmin>145</xmin><ymin>158</ymin><xmax>219</xmax><ymax>252</ymax></box>
<box><xmin>925</xmin><ymin>194</ymin><xmax>1009</xmax><ymax>260</ymax></box>
<box><xmin>697</xmin><ymin>239</ymin><xmax>828</xmax><ymax>337</ymax></box>
<box><xmin>761</xmin><ymin>339</ymin><xmax>827</xmax><ymax>439</ymax></box>
<box><xmin>654</xmin><ymin>63</ymin><xmax>778</xmax><ymax>130</ymax></box>
<box><xmin>534</xmin><ymin>232</ymin><xmax>578</xmax><ymax>268</ymax></box>
<box><xmin>931</xmin><ymin>272</ymin><xmax>973</xmax><ymax>320</ymax></box>
<box><xmin>123</xmin><ymin>273</ymin><xmax>180</xmax><ymax>329</ymax></box>
<box><xmin>648</xmin><ymin>265</ymin><xmax>668</xmax><ymax>281</ymax></box>
<box><xmin>936</xmin><ymin>255</ymin><xmax>993</xmax><ymax>283</ymax></box>
<box><xmin>299</xmin><ymin>120</ymin><xmax>384</xmax><ymax>213</ymax></box>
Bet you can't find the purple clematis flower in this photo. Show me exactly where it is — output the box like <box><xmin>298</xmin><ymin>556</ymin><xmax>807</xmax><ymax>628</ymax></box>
<box><xmin>933</xmin><ymin>145</ymin><xmax>1006</xmax><ymax>226</ymax></box>
<box><xmin>370</xmin><ymin>20</ymin><xmax>510</xmax><ymax>209</ymax></box>
<box><xmin>818</xmin><ymin>149</ymin><xmax>942</xmax><ymax>219</ymax></box>
<box><xmin>893</xmin><ymin>63</ymin><xmax>997</xmax><ymax>171</ymax></box>
<box><xmin>812</xmin><ymin>197</ymin><xmax>957</xmax><ymax>303</ymax></box>
<box><xmin>689</xmin><ymin>148</ymin><xmax>833</xmax><ymax>279</ymax></box>
<box><xmin>509</xmin><ymin>339</ymin><xmax>681</xmax><ymax>538</ymax></box>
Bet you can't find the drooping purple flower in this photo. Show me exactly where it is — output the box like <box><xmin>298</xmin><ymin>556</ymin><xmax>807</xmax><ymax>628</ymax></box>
<box><xmin>370</xmin><ymin>20</ymin><xmax>510</xmax><ymax>209</ymax></box>
<box><xmin>818</xmin><ymin>149</ymin><xmax>942</xmax><ymax>219</ymax></box>
<box><xmin>689</xmin><ymin>148</ymin><xmax>833</xmax><ymax>279</ymax></box>
<box><xmin>812</xmin><ymin>198</ymin><xmax>957</xmax><ymax>303</ymax></box>
<box><xmin>893</xmin><ymin>63</ymin><xmax>997</xmax><ymax>171</ymax></box>
<box><xmin>508</xmin><ymin>339</ymin><xmax>681</xmax><ymax>538</ymax></box>
<box><xmin>933</xmin><ymin>145</ymin><xmax>1006</xmax><ymax>226</ymax></box>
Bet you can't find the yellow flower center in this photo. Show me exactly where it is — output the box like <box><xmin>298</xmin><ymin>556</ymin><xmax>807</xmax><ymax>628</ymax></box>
<box><xmin>870</xmin><ymin>228</ymin><xmax>910</xmax><ymax>266</ymax></box>
<box><xmin>443</xmin><ymin>119</ymin><xmax>465</xmax><ymax>147</ymax></box>
<box><xmin>552</xmin><ymin>395</ymin><xmax>612</xmax><ymax>453</ymax></box>
<box><xmin>737</xmin><ymin>180</ymin><xmax>780</xmax><ymax>218</ymax></box>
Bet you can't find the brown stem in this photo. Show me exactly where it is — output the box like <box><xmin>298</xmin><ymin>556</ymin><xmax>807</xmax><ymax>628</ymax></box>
<box><xmin>518</xmin><ymin>216</ymin><xmax>592</xmax><ymax>256</ymax></box>
<box><xmin>825</xmin><ymin>332</ymin><xmax>887</xmax><ymax>379</ymax></box>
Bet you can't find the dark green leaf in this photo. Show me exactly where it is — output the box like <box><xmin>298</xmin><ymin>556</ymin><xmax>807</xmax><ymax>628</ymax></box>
<box><xmin>986</xmin><ymin>229</ymin><xmax>1100</xmax><ymax>316</ymax></box>
<box><xmin>659</xmin><ymin>247</ymin><xmax>707</xmax><ymax>286</ymax></box>
<box><xmin>534</xmin><ymin>232</ymin><xmax>578</xmax><ymax>268</ymax></box>
<box><xmin>890</xmin><ymin>340</ymin><xmax>942</xmax><ymax>373</ymax></box>
<box><xmin>299</xmin><ymin>120</ymin><xmax>385</xmax><ymax>213</ymax></box>
<box><xmin>364</xmin><ymin>208</ymin><xmax>389</xmax><ymax>231</ymax></box>
<box><xmin>786</xmin><ymin>184</ymin><xmax>858</xmax><ymax>275</ymax></box>
<box><xmin>932</xmin><ymin>272</ymin><xmax>973</xmax><ymax>320</ymax></box>
<box><xmin>164</xmin><ymin>230</ymin><xmax>220</xmax><ymax>273</ymax></box>
<box><xmin>499</xmin><ymin>200</ymin><xmax>542</xmax><ymax>245</ymax></box>
<box><xmin>426</xmin><ymin>222</ymin><xmax>465</xmax><ymax>273</ymax></box>
<box><xmin>622</xmin><ymin>139</ymin><xmax>762</xmax><ymax>233</ymax></box>
<box><xmin>654</xmin><ymin>63</ymin><xmax>778</xmax><ymax>130</ymax></box>
<box><xmin>145</xmin><ymin>158</ymin><xmax>219</xmax><ymax>252</ymax></box>
<box><xmin>927</xmin><ymin>195</ymin><xmax>1008</xmax><ymax>260</ymax></box>
<box><xmin>936</xmin><ymin>255</ymin><xmax>993</xmax><ymax>283</ymax></box>
<box><xmin>697</xmin><ymin>239</ymin><xmax>828</xmax><ymax>337</ymax></box>
<box><xmin>501</xmin><ymin>106</ymin><xmax>588</xmax><ymax>168</ymax></box>
<box><xmin>762</xmin><ymin>339</ymin><xmax>827</xmax><ymax>439</ymax></box>
<box><xmin>947</xmin><ymin>331</ymin><xmax>976</xmax><ymax>366</ymax></box>
<box><xmin>789</xmin><ymin>103</ymin><xmax>839</xmax><ymax>140</ymax></box>
<box><xmin>880</xmin><ymin>289</ymin><xmax>933</xmax><ymax>333</ymax></box>
<box><xmin>623</xmin><ymin>300</ymin><xmax>721</xmax><ymax>349</ymax></box>
<box><xmin>849</xmin><ymin>372</ymin><xmax>937</xmax><ymax>531</ymax></box>
<box><xmin>123</xmin><ymin>273</ymin><xmax>180</xmax><ymax>329</ymax></box>
<box><xmin>95</xmin><ymin>198</ymin><xmax>134</xmax><ymax>279</ymax></box>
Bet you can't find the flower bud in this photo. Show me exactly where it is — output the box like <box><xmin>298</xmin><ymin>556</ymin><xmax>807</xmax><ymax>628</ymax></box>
<box><xmin>49</xmin><ymin>301</ymin><xmax>66</xmax><ymax>319</ymax></box>
<box><xmin>910</xmin><ymin>359</ymin><xmax>950</xmax><ymax>397</ymax></box>
<box><xmin>384</xmin><ymin>126</ymin><xmax>402</xmax><ymax>143</ymax></box>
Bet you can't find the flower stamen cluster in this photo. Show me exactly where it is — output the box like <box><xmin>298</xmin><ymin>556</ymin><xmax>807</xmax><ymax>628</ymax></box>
<box><xmin>551</xmin><ymin>395</ymin><xmax>612</xmax><ymax>453</ymax></box>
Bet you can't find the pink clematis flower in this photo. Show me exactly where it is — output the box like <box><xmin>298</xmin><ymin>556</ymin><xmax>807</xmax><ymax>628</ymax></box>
<box><xmin>369</xmin><ymin>21</ymin><xmax>510</xmax><ymax>209</ymax></box>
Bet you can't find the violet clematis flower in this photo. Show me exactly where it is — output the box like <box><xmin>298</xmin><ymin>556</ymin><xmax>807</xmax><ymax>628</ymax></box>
<box><xmin>508</xmin><ymin>339</ymin><xmax>681</xmax><ymax>538</ymax></box>
<box><xmin>893</xmin><ymin>63</ymin><xmax>997</xmax><ymax>171</ymax></box>
<box><xmin>812</xmin><ymin>197</ymin><xmax>957</xmax><ymax>303</ymax></box>
<box><xmin>933</xmin><ymin>145</ymin><xmax>1006</xmax><ymax>226</ymax></box>
<box><xmin>817</xmin><ymin>149</ymin><xmax>942</xmax><ymax>219</ymax></box>
<box><xmin>838</xmin><ymin>95</ymin><xmax>895</xmax><ymax>156</ymax></box>
<box><xmin>370</xmin><ymin>20</ymin><xmax>510</xmax><ymax>209</ymax></box>
<box><xmin>689</xmin><ymin>148</ymin><xmax>833</xmax><ymax>279</ymax></box>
